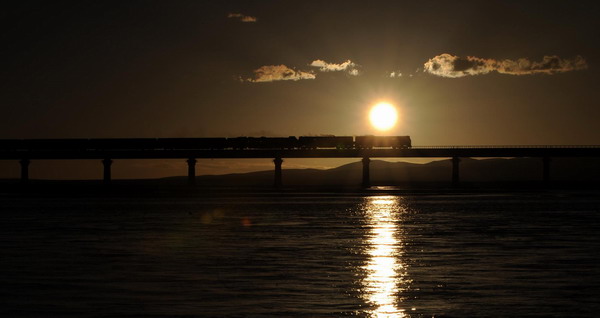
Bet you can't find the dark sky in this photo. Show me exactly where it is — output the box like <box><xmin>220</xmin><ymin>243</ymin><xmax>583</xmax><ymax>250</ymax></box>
<box><xmin>1</xmin><ymin>0</ymin><xmax>599</xmax><ymax>179</ymax></box>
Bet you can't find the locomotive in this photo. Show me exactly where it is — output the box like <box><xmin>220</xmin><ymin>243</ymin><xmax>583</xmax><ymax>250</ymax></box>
<box><xmin>296</xmin><ymin>136</ymin><xmax>411</xmax><ymax>149</ymax></box>
<box><xmin>0</xmin><ymin>136</ymin><xmax>411</xmax><ymax>151</ymax></box>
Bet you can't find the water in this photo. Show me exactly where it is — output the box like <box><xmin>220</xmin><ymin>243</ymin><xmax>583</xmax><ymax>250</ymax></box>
<box><xmin>1</xmin><ymin>191</ymin><xmax>599</xmax><ymax>317</ymax></box>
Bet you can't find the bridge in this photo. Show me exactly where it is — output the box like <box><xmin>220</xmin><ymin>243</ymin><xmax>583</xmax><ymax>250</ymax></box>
<box><xmin>1</xmin><ymin>139</ymin><xmax>600</xmax><ymax>187</ymax></box>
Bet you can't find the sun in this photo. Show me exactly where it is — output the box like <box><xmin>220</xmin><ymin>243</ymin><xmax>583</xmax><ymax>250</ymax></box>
<box><xmin>369</xmin><ymin>102</ymin><xmax>398</xmax><ymax>131</ymax></box>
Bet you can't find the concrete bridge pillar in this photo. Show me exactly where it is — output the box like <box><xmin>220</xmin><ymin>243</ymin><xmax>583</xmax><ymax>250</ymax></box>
<box><xmin>102</xmin><ymin>159</ymin><xmax>113</xmax><ymax>184</ymax></box>
<box><xmin>452</xmin><ymin>156</ymin><xmax>460</xmax><ymax>185</ymax></box>
<box><xmin>542</xmin><ymin>156</ymin><xmax>551</xmax><ymax>183</ymax></box>
<box><xmin>20</xmin><ymin>159</ymin><xmax>30</xmax><ymax>183</ymax></box>
<box><xmin>273</xmin><ymin>157</ymin><xmax>283</xmax><ymax>188</ymax></box>
<box><xmin>187</xmin><ymin>158</ymin><xmax>197</xmax><ymax>186</ymax></box>
<box><xmin>362</xmin><ymin>157</ymin><xmax>370</xmax><ymax>187</ymax></box>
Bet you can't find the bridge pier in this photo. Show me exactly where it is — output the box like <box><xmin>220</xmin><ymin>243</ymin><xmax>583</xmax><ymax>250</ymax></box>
<box><xmin>452</xmin><ymin>156</ymin><xmax>460</xmax><ymax>185</ymax></box>
<box><xmin>273</xmin><ymin>157</ymin><xmax>283</xmax><ymax>188</ymax></box>
<box><xmin>543</xmin><ymin>156</ymin><xmax>551</xmax><ymax>183</ymax></box>
<box><xmin>102</xmin><ymin>159</ymin><xmax>112</xmax><ymax>184</ymax></box>
<box><xmin>362</xmin><ymin>157</ymin><xmax>370</xmax><ymax>187</ymax></box>
<box><xmin>20</xmin><ymin>159</ymin><xmax>30</xmax><ymax>183</ymax></box>
<box><xmin>187</xmin><ymin>158</ymin><xmax>197</xmax><ymax>186</ymax></box>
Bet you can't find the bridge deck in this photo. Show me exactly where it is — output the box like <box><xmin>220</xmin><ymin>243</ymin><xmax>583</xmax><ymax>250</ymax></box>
<box><xmin>1</xmin><ymin>146</ymin><xmax>600</xmax><ymax>160</ymax></box>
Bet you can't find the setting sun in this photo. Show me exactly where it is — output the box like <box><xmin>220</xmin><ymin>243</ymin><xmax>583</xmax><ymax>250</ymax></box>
<box><xmin>369</xmin><ymin>102</ymin><xmax>398</xmax><ymax>131</ymax></box>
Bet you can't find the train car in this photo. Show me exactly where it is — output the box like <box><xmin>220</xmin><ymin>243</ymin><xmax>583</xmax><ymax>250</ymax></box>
<box><xmin>0</xmin><ymin>139</ymin><xmax>28</xmax><ymax>151</ymax></box>
<box><xmin>21</xmin><ymin>139</ymin><xmax>90</xmax><ymax>151</ymax></box>
<box><xmin>87</xmin><ymin>138</ymin><xmax>159</xmax><ymax>150</ymax></box>
<box><xmin>398</xmin><ymin>136</ymin><xmax>412</xmax><ymax>148</ymax></box>
<box><xmin>158</xmin><ymin>138</ymin><xmax>227</xmax><ymax>150</ymax></box>
<box><xmin>245</xmin><ymin>137</ymin><xmax>298</xmax><ymax>149</ymax></box>
<box><xmin>226</xmin><ymin>137</ymin><xmax>249</xmax><ymax>149</ymax></box>
<box><xmin>226</xmin><ymin>137</ymin><xmax>297</xmax><ymax>149</ymax></box>
<box><xmin>1</xmin><ymin>139</ymin><xmax>159</xmax><ymax>151</ymax></box>
<box><xmin>298</xmin><ymin>136</ymin><xmax>354</xmax><ymax>149</ymax></box>
<box><xmin>354</xmin><ymin>136</ymin><xmax>411</xmax><ymax>149</ymax></box>
<box><xmin>268</xmin><ymin>136</ymin><xmax>298</xmax><ymax>149</ymax></box>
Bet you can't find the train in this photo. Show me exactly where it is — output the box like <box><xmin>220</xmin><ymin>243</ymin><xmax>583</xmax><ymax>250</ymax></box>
<box><xmin>0</xmin><ymin>136</ymin><xmax>411</xmax><ymax>151</ymax></box>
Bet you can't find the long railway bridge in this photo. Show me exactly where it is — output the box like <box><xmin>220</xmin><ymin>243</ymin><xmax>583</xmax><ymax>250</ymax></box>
<box><xmin>1</xmin><ymin>139</ymin><xmax>600</xmax><ymax>186</ymax></box>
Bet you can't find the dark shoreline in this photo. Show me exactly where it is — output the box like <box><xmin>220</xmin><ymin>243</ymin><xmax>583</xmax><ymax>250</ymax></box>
<box><xmin>1</xmin><ymin>178</ymin><xmax>599</xmax><ymax>198</ymax></box>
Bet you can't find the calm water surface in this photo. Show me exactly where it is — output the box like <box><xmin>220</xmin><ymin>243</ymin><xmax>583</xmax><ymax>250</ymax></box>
<box><xmin>1</xmin><ymin>192</ymin><xmax>599</xmax><ymax>317</ymax></box>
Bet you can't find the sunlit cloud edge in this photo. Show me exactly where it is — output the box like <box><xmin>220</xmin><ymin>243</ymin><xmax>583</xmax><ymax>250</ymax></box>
<box><xmin>228</xmin><ymin>13</ymin><xmax>257</xmax><ymax>22</ymax></box>
<box><xmin>243</xmin><ymin>59</ymin><xmax>360</xmax><ymax>83</ymax></box>
<box><xmin>423</xmin><ymin>53</ymin><xmax>588</xmax><ymax>78</ymax></box>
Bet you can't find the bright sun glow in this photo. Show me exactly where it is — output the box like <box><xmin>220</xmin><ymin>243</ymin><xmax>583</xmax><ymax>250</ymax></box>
<box><xmin>370</xmin><ymin>102</ymin><xmax>398</xmax><ymax>131</ymax></box>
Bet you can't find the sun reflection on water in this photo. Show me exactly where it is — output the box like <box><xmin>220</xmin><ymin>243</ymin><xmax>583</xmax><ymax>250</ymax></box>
<box><xmin>362</xmin><ymin>196</ymin><xmax>408</xmax><ymax>318</ymax></box>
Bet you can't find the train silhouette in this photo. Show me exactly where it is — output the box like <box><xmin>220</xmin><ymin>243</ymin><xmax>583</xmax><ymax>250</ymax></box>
<box><xmin>0</xmin><ymin>136</ymin><xmax>411</xmax><ymax>151</ymax></box>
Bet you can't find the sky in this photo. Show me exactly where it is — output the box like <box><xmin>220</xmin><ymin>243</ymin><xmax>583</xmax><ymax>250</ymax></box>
<box><xmin>1</xmin><ymin>0</ymin><xmax>599</xmax><ymax>179</ymax></box>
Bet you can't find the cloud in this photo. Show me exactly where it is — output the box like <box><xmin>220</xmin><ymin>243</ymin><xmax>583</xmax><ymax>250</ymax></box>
<box><xmin>424</xmin><ymin>53</ymin><xmax>588</xmax><ymax>78</ymax></box>
<box><xmin>228</xmin><ymin>13</ymin><xmax>257</xmax><ymax>22</ymax></box>
<box><xmin>244</xmin><ymin>59</ymin><xmax>360</xmax><ymax>83</ymax></box>
<box><xmin>309</xmin><ymin>59</ymin><xmax>359</xmax><ymax>75</ymax></box>
<box><xmin>497</xmin><ymin>55</ymin><xmax>588</xmax><ymax>75</ymax></box>
<box><xmin>245</xmin><ymin>65</ymin><xmax>316</xmax><ymax>82</ymax></box>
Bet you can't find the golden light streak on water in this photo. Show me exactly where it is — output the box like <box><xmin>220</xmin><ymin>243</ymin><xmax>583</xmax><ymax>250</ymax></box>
<box><xmin>362</xmin><ymin>196</ymin><xmax>408</xmax><ymax>318</ymax></box>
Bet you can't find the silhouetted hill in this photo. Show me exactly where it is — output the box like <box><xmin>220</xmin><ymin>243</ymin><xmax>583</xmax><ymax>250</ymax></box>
<box><xmin>163</xmin><ymin>157</ymin><xmax>600</xmax><ymax>186</ymax></box>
